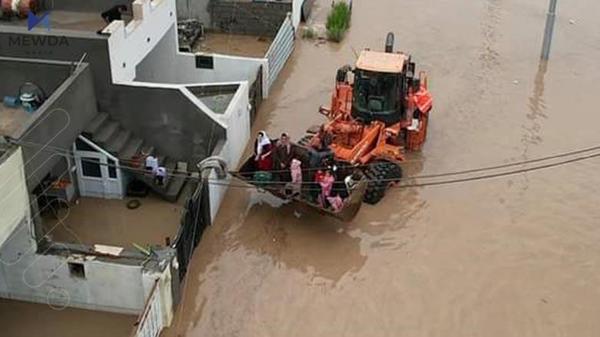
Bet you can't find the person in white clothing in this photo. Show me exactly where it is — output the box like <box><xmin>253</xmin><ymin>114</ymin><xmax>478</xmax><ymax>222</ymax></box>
<box><xmin>154</xmin><ymin>166</ymin><xmax>166</xmax><ymax>186</ymax></box>
<box><xmin>145</xmin><ymin>155</ymin><xmax>158</xmax><ymax>173</ymax></box>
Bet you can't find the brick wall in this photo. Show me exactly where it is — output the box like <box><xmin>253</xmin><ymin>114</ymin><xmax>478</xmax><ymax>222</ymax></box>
<box><xmin>209</xmin><ymin>0</ymin><xmax>292</xmax><ymax>37</ymax></box>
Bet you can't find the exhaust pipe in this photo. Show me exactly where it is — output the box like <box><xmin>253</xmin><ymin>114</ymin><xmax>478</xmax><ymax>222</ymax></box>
<box><xmin>385</xmin><ymin>32</ymin><xmax>394</xmax><ymax>53</ymax></box>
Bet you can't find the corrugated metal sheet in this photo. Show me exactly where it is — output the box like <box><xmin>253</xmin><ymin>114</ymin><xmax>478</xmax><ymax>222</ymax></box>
<box><xmin>265</xmin><ymin>15</ymin><xmax>295</xmax><ymax>90</ymax></box>
<box><xmin>134</xmin><ymin>281</ymin><xmax>163</xmax><ymax>337</ymax></box>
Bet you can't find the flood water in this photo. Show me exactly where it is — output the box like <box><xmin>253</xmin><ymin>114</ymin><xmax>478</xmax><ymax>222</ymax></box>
<box><xmin>164</xmin><ymin>0</ymin><xmax>600</xmax><ymax>336</ymax></box>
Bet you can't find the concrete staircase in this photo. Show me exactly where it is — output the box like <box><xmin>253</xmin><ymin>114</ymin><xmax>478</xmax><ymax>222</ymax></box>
<box><xmin>83</xmin><ymin>112</ymin><xmax>188</xmax><ymax>202</ymax></box>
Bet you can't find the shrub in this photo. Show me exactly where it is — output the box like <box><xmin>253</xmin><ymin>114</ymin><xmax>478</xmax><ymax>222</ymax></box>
<box><xmin>326</xmin><ymin>2</ymin><xmax>351</xmax><ymax>42</ymax></box>
<box><xmin>302</xmin><ymin>27</ymin><xmax>316</xmax><ymax>39</ymax></box>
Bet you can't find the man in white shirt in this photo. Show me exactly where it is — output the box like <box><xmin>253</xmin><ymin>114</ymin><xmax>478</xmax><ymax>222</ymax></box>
<box><xmin>154</xmin><ymin>166</ymin><xmax>166</xmax><ymax>186</ymax></box>
<box><xmin>145</xmin><ymin>155</ymin><xmax>158</xmax><ymax>173</ymax></box>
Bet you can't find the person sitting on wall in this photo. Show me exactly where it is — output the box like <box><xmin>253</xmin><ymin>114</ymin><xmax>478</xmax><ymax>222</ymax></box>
<box><xmin>101</xmin><ymin>5</ymin><xmax>128</xmax><ymax>24</ymax></box>
<box><xmin>254</xmin><ymin>131</ymin><xmax>273</xmax><ymax>171</ymax></box>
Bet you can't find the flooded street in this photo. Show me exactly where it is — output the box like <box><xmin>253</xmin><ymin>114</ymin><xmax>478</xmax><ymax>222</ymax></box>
<box><xmin>0</xmin><ymin>298</ymin><xmax>135</xmax><ymax>337</ymax></box>
<box><xmin>164</xmin><ymin>0</ymin><xmax>600</xmax><ymax>336</ymax></box>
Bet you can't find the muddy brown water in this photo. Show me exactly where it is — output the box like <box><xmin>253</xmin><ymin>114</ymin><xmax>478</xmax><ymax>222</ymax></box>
<box><xmin>195</xmin><ymin>33</ymin><xmax>273</xmax><ymax>58</ymax></box>
<box><xmin>0</xmin><ymin>298</ymin><xmax>136</xmax><ymax>337</ymax></box>
<box><xmin>43</xmin><ymin>196</ymin><xmax>182</xmax><ymax>249</ymax></box>
<box><xmin>163</xmin><ymin>0</ymin><xmax>600</xmax><ymax>336</ymax></box>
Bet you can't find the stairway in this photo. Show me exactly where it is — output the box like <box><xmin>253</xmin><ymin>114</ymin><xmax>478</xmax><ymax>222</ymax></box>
<box><xmin>83</xmin><ymin>112</ymin><xmax>188</xmax><ymax>202</ymax></box>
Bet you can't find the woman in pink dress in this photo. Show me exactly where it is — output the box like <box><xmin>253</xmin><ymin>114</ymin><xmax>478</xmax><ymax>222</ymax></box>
<box><xmin>318</xmin><ymin>170</ymin><xmax>335</xmax><ymax>207</ymax></box>
<box><xmin>254</xmin><ymin>131</ymin><xmax>273</xmax><ymax>171</ymax></box>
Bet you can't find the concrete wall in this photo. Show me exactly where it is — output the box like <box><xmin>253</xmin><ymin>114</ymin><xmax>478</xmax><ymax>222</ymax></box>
<box><xmin>0</xmin><ymin>219</ymin><xmax>154</xmax><ymax>314</ymax></box>
<box><xmin>176</xmin><ymin>0</ymin><xmax>211</xmax><ymax>25</ymax></box>
<box><xmin>135</xmin><ymin>25</ymin><xmax>267</xmax><ymax>90</ymax></box>
<box><xmin>43</xmin><ymin>0</ymin><xmax>135</xmax><ymax>12</ymax></box>
<box><xmin>0</xmin><ymin>59</ymin><xmax>71</xmax><ymax>99</ymax></box>
<box><xmin>10</xmin><ymin>62</ymin><xmax>99</xmax><ymax>191</ymax></box>
<box><xmin>105</xmin><ymin>82</ymin><xmax>226</xmax><ymax>165</ymax></box>
<box><xmin>0</xmin><ymin>147</ymin><xmax>30</xmax><ymax>247</ymax></box>
<box><xmin>104</xmin><ymin>0</ymin><xmax>177</xmax><ymax>82</ymax></box>
<box><xmin>209</xmin><ymin>0</ymin><xmax>291</xmax><ymax>36</ymax></box>
<box><xmin>0</xmin><ymin>29</ymin><xmax>113</xmax><ymax>111</ymax></box>
<box><xmin>204</xmin><ymin>82</ymin><xmax>250</xmax><ymax>220</ymax></box>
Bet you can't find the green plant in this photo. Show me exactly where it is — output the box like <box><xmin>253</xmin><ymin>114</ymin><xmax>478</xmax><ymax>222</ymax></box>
<box><xmin>302</xmin><ymin>27</ymin><xmax>316</xmax><ymax>39</ymax></box>
<box><xmin>326</xmin><ymin>2</ymin><xmax>351</xmax><ymax>42</ymax></box>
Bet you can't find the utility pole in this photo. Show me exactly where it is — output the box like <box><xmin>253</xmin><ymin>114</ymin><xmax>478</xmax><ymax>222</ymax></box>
<box><xmin>541</xmin><ymin>0</ymin><xmax>558</xmax><ymax>60</ymax></box>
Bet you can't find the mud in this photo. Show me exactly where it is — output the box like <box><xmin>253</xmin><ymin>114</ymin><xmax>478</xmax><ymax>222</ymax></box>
<box><xmin>0</xmin><ymin>298</ymin><xmax>136</xmax><ymax>337</ymax></box>
<box><xmin>164</xmin><ymin>0</ymin><xmax>600</xmax><ymax>336</ymax></box>
<box><xmin>195</xmin><ymin>33</ymin><xmax>273</xmax><ymax>58</ymax></box>
<box><xmin>43</xmin><ymin>196</ymin><xmax>181</xmax><ymax>249</ymax></box>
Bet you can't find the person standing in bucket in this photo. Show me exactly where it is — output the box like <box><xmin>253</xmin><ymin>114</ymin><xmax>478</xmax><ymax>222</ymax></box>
<box><xmin>254</xmin><ymin>131</ymin><xmax>273</xmax><ymax>171</ymax></box>
<box><xmin>273</xmin><ymin>133</ymin><xmax>296</xmax><ymax>182</ymax></box>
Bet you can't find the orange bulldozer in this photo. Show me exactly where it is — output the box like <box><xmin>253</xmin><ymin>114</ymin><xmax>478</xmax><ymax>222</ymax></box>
<box><xmin>299</xmin><ymin>32</ymin><xmax>433</xmax><ymax>204</ymax></box>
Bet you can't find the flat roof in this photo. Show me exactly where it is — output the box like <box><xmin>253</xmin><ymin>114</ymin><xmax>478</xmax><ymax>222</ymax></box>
<box><xmin>0</xmin><ymin>57</ymin><xmax>75</xmax><ymax>137</ymax></box>
<box><xmin>356</xmin><ymin>50</ymin><xmax>407</xmax><ymax>73</ymax></box>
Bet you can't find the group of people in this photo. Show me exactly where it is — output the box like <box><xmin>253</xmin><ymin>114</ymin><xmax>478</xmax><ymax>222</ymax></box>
<box><xmin>254</xmin><ymin>131</ymin><xmax>297</xmax><ymax>179</ymax></box>
<box><xmin>144</xmin><ymin>154</ymin><xmax>167</xmax><ymax>186</ymax></box>
<box><xmin>253</xmin><ymin>128</ymin><xmax>356</xmax><ymax>212</ymax></box>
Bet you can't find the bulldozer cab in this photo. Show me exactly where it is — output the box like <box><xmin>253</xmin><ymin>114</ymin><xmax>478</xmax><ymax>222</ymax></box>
<box><xmin>352</xmin><ymin>50</ymin><xmax>407</xmax><ymax>125</ymax></box>
<box><xmin>352</xmin><ymin>50</ymin><xmax>407</xmax><ymax>124</ymax></box>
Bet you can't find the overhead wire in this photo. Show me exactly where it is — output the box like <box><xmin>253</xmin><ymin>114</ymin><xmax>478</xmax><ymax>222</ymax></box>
<box><xmin>11</xmin><ymin>138</ymin><xmax>600</xmax><ymax>190</ymax></box>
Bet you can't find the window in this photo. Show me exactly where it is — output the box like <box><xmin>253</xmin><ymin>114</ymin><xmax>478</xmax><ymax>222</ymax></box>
<box><xmin>81</xmin><ymin>157</ymin><xmax>102</xmax><ymax>178</ymax></box>
<box><xmin>68</xmin><ymin>262</ymin><xmax>85</xmax><ymax>279</ymax></box>
<box><xmin>107</xmin><ymin>159</ymin><xmax>117</xmax><ymax>178</ymax></box>
<box><xmin>196</xmin><ymin>55</ymin><xmax>214</xmax><ymax>69</ymax></box>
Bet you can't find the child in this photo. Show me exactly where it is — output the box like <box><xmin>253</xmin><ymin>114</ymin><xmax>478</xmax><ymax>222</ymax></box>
<box><xmin>318</xmin><ymin>170</ymin><xmax>335</xmax><ymax>208</ymax></box>
<box><xmin>290</xmin><ymin>158</ymin><xmax>302</xmax><ymax>196</ymax></box>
